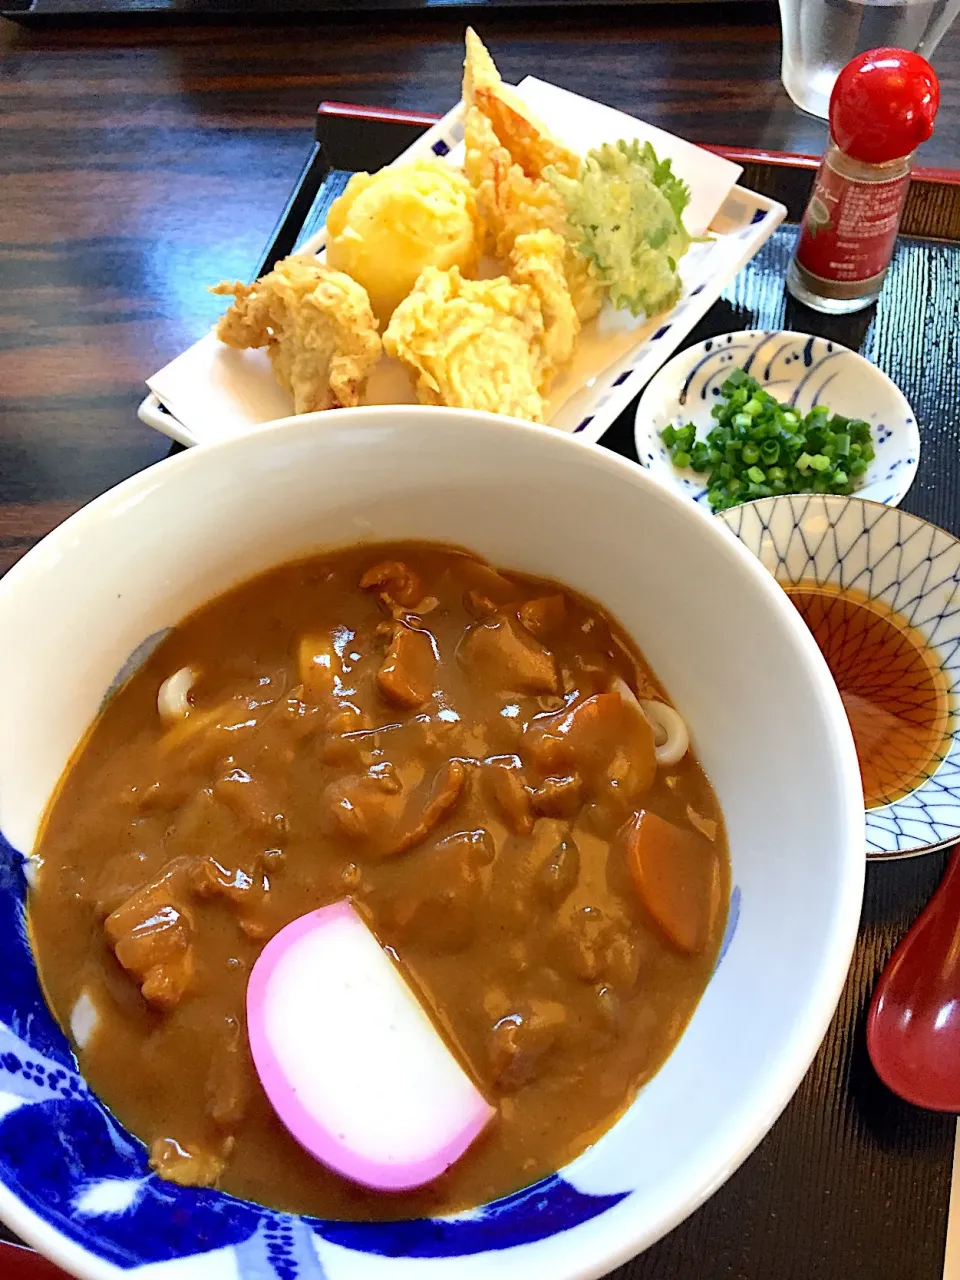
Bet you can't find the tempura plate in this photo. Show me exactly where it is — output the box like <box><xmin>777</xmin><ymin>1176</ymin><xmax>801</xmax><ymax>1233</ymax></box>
<box><xmin>141</xmin><ymin>79</ymin><xmax>786</xmax><ymax>447</ymax></box>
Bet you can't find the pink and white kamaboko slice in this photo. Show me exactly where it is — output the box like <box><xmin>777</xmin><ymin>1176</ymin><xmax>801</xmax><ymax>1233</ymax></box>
<box><xmin>246</xmin><ymin>901</ymin><xmax>495</xmax><ymax>1191</ymax></box>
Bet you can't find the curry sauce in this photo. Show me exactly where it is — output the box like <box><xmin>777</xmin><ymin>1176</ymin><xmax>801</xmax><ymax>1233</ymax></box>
<box><xmin>30</xmin><ymin>543</ymin><xmax>729</xmax><ymax>1219</ymax></box>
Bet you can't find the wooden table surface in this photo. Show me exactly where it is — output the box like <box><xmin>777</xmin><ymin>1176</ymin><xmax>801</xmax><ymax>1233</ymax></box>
<box><xmin>1</xmin><ymin>8</ymin><xmax>959</xmax><ymax>1278</ymax></box>
<box><xmin>1</xmin><ymin>2</ymin><xmax>960</xmax><ymax>566</ymax></box>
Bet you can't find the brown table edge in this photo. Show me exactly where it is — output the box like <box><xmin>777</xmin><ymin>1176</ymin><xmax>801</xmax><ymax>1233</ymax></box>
<box><xmin>316</xmin><ymin>99</ymin><xmax>960</xmax><ymax>241</ymax></box>
<box><xmin>317</xmin><ymin>99</ymin><xmax>960</xmax><ymax>186</ymax></box>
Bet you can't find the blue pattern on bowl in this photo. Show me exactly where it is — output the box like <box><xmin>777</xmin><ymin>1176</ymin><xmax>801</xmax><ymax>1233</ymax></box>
<box><xmin>100</xmin><ymin>629</ymin><xmax>170</xmax><ymax>707</ymax></box>
<box><xmin>721</xmin><ymin>495</ymin><xmax>960</xmax><ymax>859</ymax></box>
<box><xmin>716</xmin><ymin>886</ymin><xmax>741</xmax><ymax>967</ymax></box>
<box><xmin>318</xmin><ymin>1177</ymin><xmax>628</xmax><ymax>1260</ymax></box>
<box><xmin>0</xmin><ymin>829</ymin><xmax>636</xmax><ymax>1274</ymax></box>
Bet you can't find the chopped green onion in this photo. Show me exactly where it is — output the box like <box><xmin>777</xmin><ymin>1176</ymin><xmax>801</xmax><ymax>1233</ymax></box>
<box><xmin>659</xmin><ymin>371</ymin><xmax>876</xmax><ymax>512</ymax></box>
<box><xmin>760</xmin><ymin>440</ymin><xmax>780</xmax><ymax>465</ymax></box>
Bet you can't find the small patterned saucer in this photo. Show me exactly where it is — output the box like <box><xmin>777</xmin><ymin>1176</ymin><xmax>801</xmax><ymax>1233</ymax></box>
<box><xmin>721</xmin><ymin>494</ymin><xmax>960</xmax><ymax>859</ymax></box>
<box><xmin>634</xmin><ymin>330</ymin><xmax>920</xmax><ymax>512</ymax></box>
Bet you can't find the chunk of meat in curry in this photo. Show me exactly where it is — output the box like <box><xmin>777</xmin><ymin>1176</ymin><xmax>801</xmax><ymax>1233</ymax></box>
<box><xmin>29</xmin><ymin>543</ymin><xmax>729</xmax><ymax>1222</ymax></box>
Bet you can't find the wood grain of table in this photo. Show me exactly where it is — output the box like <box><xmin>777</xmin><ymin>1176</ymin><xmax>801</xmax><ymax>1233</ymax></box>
<box><xmin>1</xmin><ymin>2</ymin><xmax>959</xmax><ymax>556</ymax></box>
<box><xmin>1</xmin><ymin>8</ymin><xmax>959</xmax><ymax>1277</ymax></box>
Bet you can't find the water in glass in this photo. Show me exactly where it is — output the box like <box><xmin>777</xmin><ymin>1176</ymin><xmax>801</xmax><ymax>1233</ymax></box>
<box><xmin>779</xmin><ymin>0</ymin><xmax>959</xmax><ymax>118</ymax></box>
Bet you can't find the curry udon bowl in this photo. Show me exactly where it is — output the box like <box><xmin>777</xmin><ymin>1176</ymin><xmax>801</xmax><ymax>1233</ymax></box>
<box><xmin>0</xmin><ymin>407</ymin><xmax>864</xmax><ymax>1280</ymax></box>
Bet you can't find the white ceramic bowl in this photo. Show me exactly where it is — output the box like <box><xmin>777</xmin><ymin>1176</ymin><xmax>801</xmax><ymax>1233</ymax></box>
<box><xmin>721</xmin><ymin>494</ymin><xmax>960</xmax><ymax>859</ymax></box>
<box><xmin>0</xmin><ymin>408</ymin><xmax>864</xmax><ymax>1280</ymax></box>
<box><xmin>634</xmin><ymin>330</ymin><xmax>920</xmax><ymax>512</ymax></box>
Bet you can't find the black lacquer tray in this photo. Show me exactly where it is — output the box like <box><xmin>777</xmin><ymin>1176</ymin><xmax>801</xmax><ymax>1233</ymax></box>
<box><xmin>14</xmin><ymin>102</ymin><xmax>960</xmax><ymax>1280</ymax></box>
<box><xmin>259</xmin><ymin>103</ymin><xmax>960</xmax><ymax>1280</ymax></box>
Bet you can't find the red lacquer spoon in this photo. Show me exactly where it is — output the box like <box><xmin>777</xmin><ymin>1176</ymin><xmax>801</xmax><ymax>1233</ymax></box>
<box><xmin>867</xmin><ymin>848</ymin><xmax>960</xmax><ymax>1111</ymax></box>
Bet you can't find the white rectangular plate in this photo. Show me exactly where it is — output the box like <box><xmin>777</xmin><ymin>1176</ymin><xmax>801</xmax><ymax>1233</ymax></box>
<box><xmin>141</xmin><ymin>78</ymin><xmax>786</xmax><ymax>448</ymax></box>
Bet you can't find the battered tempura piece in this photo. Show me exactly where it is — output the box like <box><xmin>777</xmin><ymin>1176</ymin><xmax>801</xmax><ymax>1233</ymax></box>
<box><xmin>463</xmin><ymin>28</ymin><xmax>580</xmax><ymax>182</ymax></box>
<box><xmin>509</xmin><ymin>229</ymin><xmax>578</xmax><ymax>382</ymax></box>
<box><xmin>461</xmin><ymin>48</ymin><xmax>602</xmax><ymax>328</ymax></box>
<box><xmin>326</xmin><ymin>160</ymin><xmax>482</xmax><ymax>326</ymax></box>
<box><xmin>383</xmin><ymin>229</ymin><xmax>577</xmax><ymax>423</ymax></box>
<box><xmin>211</xmin><ymin>256</ymin><xmax>382</xmax><ymax>414</ymax></box>
<box><xmin>384</xmin><ymin>268</ymin><xmax>547</xmax><ymax>422</ymax></box>
<box><xmin>464</xmin><ymin>107</ymin><xmax>602</xmax><ymax>324</ymax></box>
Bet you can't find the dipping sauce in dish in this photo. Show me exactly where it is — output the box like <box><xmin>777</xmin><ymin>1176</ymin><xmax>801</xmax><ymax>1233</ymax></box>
<box><xmin>29</xmin><ymin>543</ymin><xmax>729</xmax><ymax>1220</ymax></box>
<box><xmin>784</xmin><ymin>581</ymin><xmax>952</xmax><ymax>809</ymax></box>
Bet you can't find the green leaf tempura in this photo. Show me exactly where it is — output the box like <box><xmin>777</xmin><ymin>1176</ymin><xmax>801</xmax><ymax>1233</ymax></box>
<box><xmin>546</xmin><ymin>139</ymin><xmax>692</xmax><ymax>319</ymax></box>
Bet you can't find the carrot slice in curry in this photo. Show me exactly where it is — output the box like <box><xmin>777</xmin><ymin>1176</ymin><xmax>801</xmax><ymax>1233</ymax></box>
<box><xmin>623</xmin><ymin>810</ymin><xmax>720</xmax><ymax>955</ymax></box>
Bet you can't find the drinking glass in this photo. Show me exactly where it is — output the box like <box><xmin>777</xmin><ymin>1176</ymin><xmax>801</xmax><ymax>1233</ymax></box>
<box><xmin>779</xmin><ymin>0</ymin><xmax>960</xmax><ymax>118</ymax></box>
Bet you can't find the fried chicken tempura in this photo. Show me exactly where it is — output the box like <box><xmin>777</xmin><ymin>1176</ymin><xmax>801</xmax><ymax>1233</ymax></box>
<box><xmin>383</xmin><ymin>229</ymin><xmax>577</xmax><ymax>423</ymax></box>
<box><xmin>211</xmin><ymin>256</ymin><xmax>382</xmax><ymax>414</ymax></box>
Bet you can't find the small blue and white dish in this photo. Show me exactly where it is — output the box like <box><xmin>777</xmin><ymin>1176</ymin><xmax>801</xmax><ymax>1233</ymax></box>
<box><xmin>634</xmin><ymin>331</ymin><xmax>920</xmax><ymax>512</ymax></box>
<box><xmin>722</xmin><ymin>494</ymin><xmax>960</xmax><ymax>860</ymax></box>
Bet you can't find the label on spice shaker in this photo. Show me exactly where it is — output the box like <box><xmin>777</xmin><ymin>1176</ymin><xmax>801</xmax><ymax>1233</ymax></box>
<box><xmin>794</xmin><ymin>156</ymin><xmax>910</xmax><ymax>290</ymax></box>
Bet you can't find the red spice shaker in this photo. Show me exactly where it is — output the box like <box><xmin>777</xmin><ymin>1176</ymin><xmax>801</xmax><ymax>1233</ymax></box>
<box><xmin>786</xmin><ymin>48</ymin><xmax>939</xmax><ymax>315</ymax></box>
